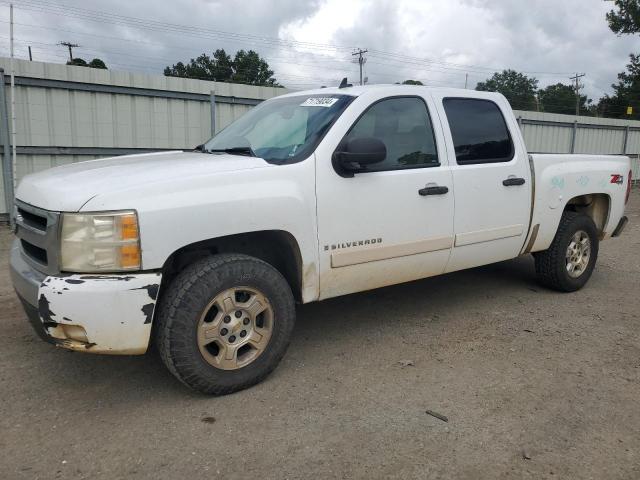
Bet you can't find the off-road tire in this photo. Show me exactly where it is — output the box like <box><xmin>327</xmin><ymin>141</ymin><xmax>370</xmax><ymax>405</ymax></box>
<box><xmin>534</xmin><ymin>211</ymin><xmax>599</xmax><ymax>292</ymax></box>
<box><xmin>155</xmin><ymin>254</ymin><xmax>296</xmax><ymax>395</ymax></box>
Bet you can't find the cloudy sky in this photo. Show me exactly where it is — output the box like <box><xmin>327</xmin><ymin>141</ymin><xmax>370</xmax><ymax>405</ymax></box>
<box><xmin>0</xmin><ymin>0</ymin><xmax>637</xmax><ymax>100</ymax></box>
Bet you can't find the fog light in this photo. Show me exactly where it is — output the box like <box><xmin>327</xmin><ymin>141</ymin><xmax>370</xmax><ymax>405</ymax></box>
<box><xmin>60</xmin><ymin>324</ymin><xmax>89</xmax><ymax>343</ymax></box>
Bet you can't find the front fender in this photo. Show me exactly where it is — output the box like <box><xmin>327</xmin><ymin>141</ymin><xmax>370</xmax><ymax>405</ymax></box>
<box><xmin>81</xmin><ymin>159</ymin><xmax>320</xmax><ymax>302</ymax></box>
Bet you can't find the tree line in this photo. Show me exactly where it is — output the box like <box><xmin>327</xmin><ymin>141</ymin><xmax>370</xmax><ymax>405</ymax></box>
<box><xmin>164</xmin><ymin>48</ymin><xmax>281</xmax><ymax>87</ymax></box>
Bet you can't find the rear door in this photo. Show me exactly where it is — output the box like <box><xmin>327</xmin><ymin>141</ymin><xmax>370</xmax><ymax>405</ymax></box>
<box><xmin>431</xmin><ymin>94</ymin><xmax>531</xmax><ymax>272</ymax></box>
<box><xmin>314</xmin><ymin>91</ymin><xmax>455</xmax><ymax>299</ymax></box>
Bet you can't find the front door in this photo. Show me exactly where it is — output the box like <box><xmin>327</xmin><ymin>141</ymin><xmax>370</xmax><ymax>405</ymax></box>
<box><xmin>314</xmin><ymin>91</ymin><xmax>455</xmax><ymax>300</ymax></box>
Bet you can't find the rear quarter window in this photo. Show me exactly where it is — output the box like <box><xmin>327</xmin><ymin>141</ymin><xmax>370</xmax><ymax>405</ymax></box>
<box><xmin>443</xmin><ymin>98</ymin><xmax>514</xmax><ymax>165</ymax></box>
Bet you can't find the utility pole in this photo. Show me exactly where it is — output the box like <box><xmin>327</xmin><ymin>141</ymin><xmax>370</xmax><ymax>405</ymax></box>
<box><xmin>569</xmin><ymin>73</ymin><xmax>585</xmax><ymax>116</ymax></box>
<box><xmin>59</xmin><ymin>41</ymin><xmax>79</xmax><ymax>61</ymax></box>
<box><xmin>464</xmin><ymin>73</ymin><xmax>468</xmax><ymax>89</ymax></box>
<box><xmin>28</xmin><ymin>45</ymin><xmax>32</xmax><ymax>61</ymax></box>
<box><xmin>10</xmin><ymin>4</ymin><xmax>16</xmax><ymax>194</ymax></box>
<box><xmin>352</xmin><ymin>48</ymin><xmax>368</xmax><ymax>86</ymax></box>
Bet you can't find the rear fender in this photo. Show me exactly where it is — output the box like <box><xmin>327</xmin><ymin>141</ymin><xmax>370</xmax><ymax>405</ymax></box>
<box><xmin>528</xmin><ymin>156</ymin><xmax>628</xmax><ymax>252</ymax></box>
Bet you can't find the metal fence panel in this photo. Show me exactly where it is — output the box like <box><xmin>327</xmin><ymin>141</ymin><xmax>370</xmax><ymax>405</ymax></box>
<box><xmin>575</xmin><ymin>127</ymin><xmax>626</xmax><ymax>155</ymax></box>
<box><xmin>16</xmin><ymin>153</ymin><xmax>99</xmax><ymax>179</ymax></box>
<box><xmin>514</xmin><ymin>109</ymin><xmax>640</xmax><ymax>185</ymax></box>
<box><xmin>520</xmin><ymin>123</ymin><xmax>573</xmax><ymax>153</ymax></box>
<box><xmin>632</xmin><ymin>157</ymin><xmax>640</xmax><ymax>183</ymax></box>
<box><xmin>626</xmin><ymin>130</ymin><xmax>640</xmax><ymax>155</ymax></box>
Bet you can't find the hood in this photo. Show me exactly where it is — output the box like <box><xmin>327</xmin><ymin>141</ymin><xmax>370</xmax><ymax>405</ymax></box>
<box><xmin>15</xmin><ymin>151</ymin><xmax>271</xmax><ymax>212</ymax></box>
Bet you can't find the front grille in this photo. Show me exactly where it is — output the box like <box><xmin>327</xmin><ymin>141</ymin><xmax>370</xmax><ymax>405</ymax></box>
<box><xmin>20</xmin><ymin>239</ymin><xmax>48</xmax><ymax>264</ymax></box>
<box><xmin>14</xmin><ymin>200</ymin><xmax>61</xmax><ymax>275</ymax></box>
<box><xmin>17</xmin><ymin>207</ymin><xmax>47</xmax><ymax>231</ymax></box>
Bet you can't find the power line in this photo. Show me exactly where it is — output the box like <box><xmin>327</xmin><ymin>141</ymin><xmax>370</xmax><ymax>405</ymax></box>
<box><xmin>3</xmin><ymin>18</ymin><xmax>571</xmax><ymax>84</ymax></box>
<box><xmin>366</xmin><ymin>50</ymin><xmax>577</xmax><ymax>77</ymax></box>
<box><xmin>3</xmin><ymin>21</ymin><xmax>469</xmax><ymax>83</ymax></box>
<box><xmin>1</xmin><ymin>42</ymin><xmax>633</xmax><ymax>109</ymax></box>
<box><xmin>4</xmin><ymin>35</ymin><xmax>469</xmax><ymax>88</ymax></box>
<box><xmin>12</xmin><ymin>39</ymin><xmax>616</xmax><ymax>102</ymax></box>
<box><xmin>0</xmin><ymin>23</ymin><xmax>533</xmax><ymax>89</ymax></box>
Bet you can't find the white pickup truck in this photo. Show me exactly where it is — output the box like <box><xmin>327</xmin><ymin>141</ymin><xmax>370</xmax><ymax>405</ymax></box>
<box><xmin>10</xmin><ymin>85</ymin><xmax>631</xmax><ymax>394</ymax></box>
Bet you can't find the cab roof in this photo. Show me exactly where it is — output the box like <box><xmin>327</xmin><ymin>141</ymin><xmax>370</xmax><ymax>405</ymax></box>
<box><xmin>279</xmin><ymin>83</ymin><xmax>506</xmax><ymax>102</ymax></box>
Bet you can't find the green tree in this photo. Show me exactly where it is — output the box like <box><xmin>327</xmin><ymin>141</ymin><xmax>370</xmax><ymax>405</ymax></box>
<box><xmin>475</xmin><ymin>70</ymin><xmax>539</xmax><ymax>110</ymax></box>
<box><xmin>538</xmin><ymin>83</ymin><xmax>591</xmax><ymax>115</ymax></box>
<box><xmin>606</xmin><ymin>0</ymin><xmax>640</xmax><ymax>35</ymax></box>
<box><xmin>597</xmin><ymin>54</ymin><xmax>640</xmax><ymax>119</ymax></box>
<box><xmin>164</xmin><ymin>49</ymin><xmax>233</xmax><ymax>82</ymax></box>
<box><xmin>66</xmin><ymin>58</ymin><xmax>87</xmax><ymax>67</ymax></box>
<box><xmin>66</xmin><ymin>57</ymin><xmax>108</xmax><ymax>69</ymax></box>
<box><xmin>164</xmin><ymin>48</ymin><xmax>280</xmax><ymax>86</ymax></box>
<box><xmin>231</xmin><ymin>50</ymin><xmax>278</xmax><ymax>86</ymax></box>
<box><xmin>88</xmin><ymin>58</ymin><xmax>107</xmax><ymax>69</ymax></box>
<box><xmin>402</xmin><ymin>79</ymin><xmax>423</xmax><ymax>85</ymax></box>
<box><xmin>601</xmin><ymin>0</ymin><xmax>640</xmax><ymax>118</ymax></box>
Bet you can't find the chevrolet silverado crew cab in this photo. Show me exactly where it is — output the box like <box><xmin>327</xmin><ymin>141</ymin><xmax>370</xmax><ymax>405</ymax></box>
<box><xmin>10</xmin><ymin>85</ymin><xmax>631</xmax><ymax>395</ymax></box>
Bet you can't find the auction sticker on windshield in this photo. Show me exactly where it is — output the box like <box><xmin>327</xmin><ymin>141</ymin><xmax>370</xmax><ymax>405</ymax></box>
<box><xmin>300</xmin><ymin>97</ymin><xmax>339</xmax><ymax>107</ymax></box>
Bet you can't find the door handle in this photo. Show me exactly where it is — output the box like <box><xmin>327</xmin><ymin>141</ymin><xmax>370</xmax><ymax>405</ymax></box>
<box><xmin>502</xmin><ymin>177</ymin><xmax>525</xmax><ymax>186</ymax></box>
<box><xmin>418</xmin><ymin>185</ymin><xmax>449</xmax><ymax>196</ymax></box>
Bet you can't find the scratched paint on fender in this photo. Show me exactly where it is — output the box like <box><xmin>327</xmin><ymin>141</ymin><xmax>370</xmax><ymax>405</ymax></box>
<box><xmin>576</xmin><ymin>176</ymin><xmax>590</xmax><ymax>187</ymax></box>
<box><xmin>551</xmin><ymin>176</ymin><xmax>565</xmax><ymax>189</ymax></box>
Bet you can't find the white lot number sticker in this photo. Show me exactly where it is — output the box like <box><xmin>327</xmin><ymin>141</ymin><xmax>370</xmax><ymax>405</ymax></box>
<box><xmin>300</xmin><ymin>97</ymin><xmax>339</xmax><ymax>107</ymax></box>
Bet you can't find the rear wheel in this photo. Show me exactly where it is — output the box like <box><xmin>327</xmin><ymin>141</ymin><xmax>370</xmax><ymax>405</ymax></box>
<box><xmin>156</xmin><ymin>254</ymin><xmax>296</xmax><ymax>395</ymax></box>
<box><xmin>534</xmin><ymin>211</ymin><xmax>599</xmax><ymax>292</ymax></box>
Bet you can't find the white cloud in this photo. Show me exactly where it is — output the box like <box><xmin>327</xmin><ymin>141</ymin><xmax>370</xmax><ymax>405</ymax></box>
<box><xmin>0</xmin><ymin>0</ymin><xmax>636</xmax><ymax>98</ymax></box>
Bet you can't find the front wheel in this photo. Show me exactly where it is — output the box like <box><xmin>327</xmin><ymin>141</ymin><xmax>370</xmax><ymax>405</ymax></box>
<box><xmin>534</xmin><ymin>211</ymin><xmax>599</xmax><ymax>292</ymax></box>
<box><xmin>155</xmin><ymin>254</ymin><xmax>296</xmax><ymax>395</ymax></box>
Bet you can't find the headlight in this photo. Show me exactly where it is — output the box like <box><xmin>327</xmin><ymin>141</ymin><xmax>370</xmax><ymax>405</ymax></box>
<box><xmin>60</xmin><ymin>211</ymin><xmax>141</xmax><ymax>272</ymax></box>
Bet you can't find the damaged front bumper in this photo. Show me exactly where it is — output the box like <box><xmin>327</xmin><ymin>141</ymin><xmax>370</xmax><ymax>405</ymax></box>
<box><xmin>10</xmin><ymin>240</ymin><xmax>161</xmax><ymax>354</ymax></box>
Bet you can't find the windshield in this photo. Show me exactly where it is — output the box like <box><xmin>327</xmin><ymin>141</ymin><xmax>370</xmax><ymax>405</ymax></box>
<box><xmin>204</xmin><ymin>94</ymin><xmax>355</xmax><ymax>164</ymax></box>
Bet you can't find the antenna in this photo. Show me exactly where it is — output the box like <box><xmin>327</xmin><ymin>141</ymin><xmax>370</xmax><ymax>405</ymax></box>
<box><xmin>338</xmin><ymin>77</ymin><xmax>352</xmax><ymax>89</ymax></box>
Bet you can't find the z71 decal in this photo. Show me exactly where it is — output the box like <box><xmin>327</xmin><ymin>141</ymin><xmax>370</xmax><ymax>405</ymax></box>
<box><xmin>610</xmin><ymin>174</ymin><xmax>624</xmax><ymax>185</ymax></box>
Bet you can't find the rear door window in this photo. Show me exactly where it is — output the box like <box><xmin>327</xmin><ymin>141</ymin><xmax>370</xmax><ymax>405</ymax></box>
<box><xmin>443</xmin><ymin>98</ymin><xmax>514</xmax><ymax>165</ymax></box>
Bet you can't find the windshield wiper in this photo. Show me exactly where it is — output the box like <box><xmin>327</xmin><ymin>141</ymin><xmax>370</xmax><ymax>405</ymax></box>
<box><xmin>207</xmin><ymin>146</ymin><xmax>256</xmax><ymax>157</ymax></box>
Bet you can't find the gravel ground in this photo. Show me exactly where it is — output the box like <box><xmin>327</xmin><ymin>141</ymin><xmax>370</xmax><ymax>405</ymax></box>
<box><xmin>1</xmin><ymin>192</ymin><xmax>639</xmax><ymax>480</ymax></box>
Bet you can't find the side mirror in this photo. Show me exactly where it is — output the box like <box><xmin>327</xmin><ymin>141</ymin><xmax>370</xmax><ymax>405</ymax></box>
<box><xmin>332</xmin><ymin>137</ymin><xmax>386</xmax><ymax>177</ymax></box>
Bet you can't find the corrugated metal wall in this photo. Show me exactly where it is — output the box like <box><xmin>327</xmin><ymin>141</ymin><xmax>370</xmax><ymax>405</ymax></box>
<box><xmin>0</xmin><ymin>57</ymin><xmax>638</xmax><ymax>216</ymax></box>
<box><xmin>514</xmin><ymin>109</ymin><xmax>640</xmax><ymax>156</ymax></box>
<box><xmin>518</xmin><ymin>121</ymin><xmax>574</xmax><ymax>153</ymax></box>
